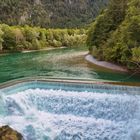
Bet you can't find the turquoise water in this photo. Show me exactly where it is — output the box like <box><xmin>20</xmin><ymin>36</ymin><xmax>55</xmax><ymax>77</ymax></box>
<box><xmin>0</xmin><ymin>81</ymin><xmax>140</xmax><ymax>140</ymax></box>
<box><xmin>0</xmin><ymin>47</ymin><xmax>140</xmax><ymax>83</ymax></box>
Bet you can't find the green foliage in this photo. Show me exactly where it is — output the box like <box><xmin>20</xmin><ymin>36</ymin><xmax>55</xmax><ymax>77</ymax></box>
<box><xmin>0</xmin><ymin>0</ymin><xmax>108</xmax><ymax>28</ymax></box>
<box><xmin>132</xmin><ymin>47</ymin><xmax>140</xmax><ymax>63</ymax></box>
<box><xmin>87</xmin><ymin>0</ymin><xmax>140</xmax><ymax>70</ymax></box>
<box><xmin>0</xmin><ymin>27</ymin><xmax>4</xmax><ymax>50</ymax></box>
<box><xmin>2</xmin><ymin>26</ymin><xmax>17</xmax><ymax>50</ymax></box>
<box><xmin>87</xmin><ymin>0</ymin><xmax>127</xmax><ymax>58</ymax></box>
<box><xmin>0</xmin><ymin>24</ymin><xmax>87</xmax><ymax>51</ymax></box>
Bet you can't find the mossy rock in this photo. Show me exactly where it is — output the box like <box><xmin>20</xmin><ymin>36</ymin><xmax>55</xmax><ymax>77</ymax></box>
<box><xmin>0</xmin><ymin>125</ymin><xmax>23</xmax><ymax>140</ymax></box>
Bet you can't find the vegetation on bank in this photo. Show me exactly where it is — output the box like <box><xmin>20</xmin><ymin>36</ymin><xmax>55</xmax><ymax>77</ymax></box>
<box><xmin>87</xmin><ymin>0</ymin><xmax>140</xmax><ymax>71</ymax></box>
<box><xmin>0</xmin><ymin>24</ymin><xmax>87</xmax><ymax>51</ymax></box>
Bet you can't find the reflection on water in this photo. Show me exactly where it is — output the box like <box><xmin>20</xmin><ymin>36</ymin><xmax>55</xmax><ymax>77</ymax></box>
<box><xmin>0</xmin><ymin>47</ymin><xmax>140</xmax><ymax>83</ymax></box>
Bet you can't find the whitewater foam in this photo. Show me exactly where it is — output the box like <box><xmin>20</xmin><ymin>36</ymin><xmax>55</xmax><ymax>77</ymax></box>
<box><xmin>0</xmin><ymin>88</ymin><xmax>140</xmax><ymax>140</ymax></box>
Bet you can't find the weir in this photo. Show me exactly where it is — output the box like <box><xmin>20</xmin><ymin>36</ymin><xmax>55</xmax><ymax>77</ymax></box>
<box><xmin>0</xmin><ymin>80</ymin><xmax>140</xmax><ymax>140</ymax></box>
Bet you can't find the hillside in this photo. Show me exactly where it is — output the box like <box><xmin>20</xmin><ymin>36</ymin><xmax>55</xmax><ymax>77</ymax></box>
<box><xmin>87</xmin><ymin>0</ymin><xmax>140</xmax><ymax>71</ymax></box>
<box><xmin>0</xmin><ymin>0</ymin><xmax>108</xmax><ymax>28</ymax></box>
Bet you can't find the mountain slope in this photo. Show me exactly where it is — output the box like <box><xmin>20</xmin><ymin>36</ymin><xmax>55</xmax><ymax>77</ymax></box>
<box><xmin>0</xmin><ymin>0</ymin><xmax>108</xmax><ymax>28</ymax></box>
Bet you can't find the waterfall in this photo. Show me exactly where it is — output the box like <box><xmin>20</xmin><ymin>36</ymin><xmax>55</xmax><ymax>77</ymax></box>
<box><xmin>0</xmin><ymin>91</ymin><xmax>7</xmax><ymax>116</ymax></box>
<box><xmin>0</xmin><ymin>86</ymin><xmax>140</xmax><ymax>140</ymax></box>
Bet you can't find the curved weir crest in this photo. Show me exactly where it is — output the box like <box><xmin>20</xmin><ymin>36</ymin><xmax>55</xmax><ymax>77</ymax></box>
<box><xmin>0</xmin><ymin>81</ymin><xmax>140</xmax><ymax>140</ymax></box>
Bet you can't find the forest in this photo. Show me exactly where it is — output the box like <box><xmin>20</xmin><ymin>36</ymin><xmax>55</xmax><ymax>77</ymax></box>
<box><xmin>0</xmin><ymin>0</ymin><xmax>108</xmax><ymax>28</ymax></box>
<box><xmin>87</xmin><ymin>0</ymin><xmax>140</xmax><ymax>71</ymax></box>
<box><xmin>0</xmin><ymin>24</ymin><xmax>87</xmax><ymax>51</ymax></box>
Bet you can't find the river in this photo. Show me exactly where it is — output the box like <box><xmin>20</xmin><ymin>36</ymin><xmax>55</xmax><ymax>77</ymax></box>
<box><xmin>0</xmin><ymin>47</ymin><xmax>140</xmax><ymax>83</ymax></box>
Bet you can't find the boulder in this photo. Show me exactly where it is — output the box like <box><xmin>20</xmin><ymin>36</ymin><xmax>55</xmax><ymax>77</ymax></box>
<box><xmin>0</xmin><ymin>125</ymin><xmax>23</xmax><ymax>140</ymax></box>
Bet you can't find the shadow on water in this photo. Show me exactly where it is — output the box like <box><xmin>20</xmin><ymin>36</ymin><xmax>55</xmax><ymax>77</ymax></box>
<box><xmin>0</xmin><ymin>47</ymin><xmax>140</xmax><ymax>83</ymax></box>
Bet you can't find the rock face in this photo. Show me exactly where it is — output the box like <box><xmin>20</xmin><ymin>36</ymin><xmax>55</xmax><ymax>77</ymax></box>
<box><xmin>0</xmin><ymin>125</ymin><xmax>23</xmax><ymax>140</ymax></box>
